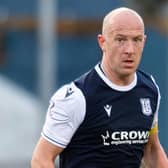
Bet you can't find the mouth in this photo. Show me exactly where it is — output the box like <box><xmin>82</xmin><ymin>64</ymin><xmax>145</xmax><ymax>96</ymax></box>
<box><xmin>122</xmin><ymin>60</ymin><xmax>134</xmax><ymax>68</ymax></box>
<box><xmin>124</xmin><ymin>60</ymin><xmax>133</xmax><ymax>63</ymax></box>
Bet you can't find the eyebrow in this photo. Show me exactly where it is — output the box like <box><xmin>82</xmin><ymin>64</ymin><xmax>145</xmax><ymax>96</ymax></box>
<box><xmin>115</xmin><ymin>34</ymin><xmax>144</xmax><ymax>38</ymax></box>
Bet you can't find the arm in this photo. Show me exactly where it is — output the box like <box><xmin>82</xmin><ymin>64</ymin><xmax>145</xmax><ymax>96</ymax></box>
<box><xmin>31</xmin><ymin>83</ymin><xmax>86</xmax><ymax>168</ymax></box>
<box><xmin>31</xmin><ymin>136</ymin><xmax>64</xmax><ymax>168</ymax></box>
<box><xmin>143</xmin><ymin>132</ymin><xmax>168</xmax><ymax>168</ymax></box>
<box><xmin>143</xmin><ymin>80</ymin><xmax>168</xmax><ymax>167</ymax></box>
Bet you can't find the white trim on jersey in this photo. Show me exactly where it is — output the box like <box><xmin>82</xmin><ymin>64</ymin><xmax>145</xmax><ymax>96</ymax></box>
<box><xmin>42</xmin><ymin>82</ymin><xmax>86</xmax><ymax>148</ymax></box>
<box><xmin>95</xmin><ymin>64</ymin><xmax>137</xmax><ymax>92</ymax></box>
<box><xmin>150</xmin><ymin>75</ymin><xmax>161</xmax><ymax>128</ymax></box>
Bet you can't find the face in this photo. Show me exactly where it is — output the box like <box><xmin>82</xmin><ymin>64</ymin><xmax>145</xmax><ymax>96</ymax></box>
<box><xmin>98</xmin><ymin>12</ymin><xmax>146</xmax><ymax>80</ymax></box>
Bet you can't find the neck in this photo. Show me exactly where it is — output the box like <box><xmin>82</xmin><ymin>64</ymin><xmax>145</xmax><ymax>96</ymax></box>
<box><xmin>100</xmin><ymin>63</ymin><xmax>135</xmax><ymax>86</ymax></box>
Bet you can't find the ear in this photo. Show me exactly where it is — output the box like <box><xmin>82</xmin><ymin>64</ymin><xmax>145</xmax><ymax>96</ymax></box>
<box><xmin>142</xmin><ymin>35</ymin><xmax>147</xmax><ymax>49</ymax></box>
<box><xmin>97</xmin><ymin>34</ymin><xmax>105</xmax><ymax>51</ymax></box>
<box><xmin>144</xmin><ymin>34</ymin><xmax>147</xmax><ymax>44</ymax></box>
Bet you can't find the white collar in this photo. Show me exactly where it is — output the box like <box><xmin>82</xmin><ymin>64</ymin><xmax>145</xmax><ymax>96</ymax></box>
<box><xmin>95</xmin><ymin>64</ymin><xmax>137</xmax><ymax>92</ymax></box>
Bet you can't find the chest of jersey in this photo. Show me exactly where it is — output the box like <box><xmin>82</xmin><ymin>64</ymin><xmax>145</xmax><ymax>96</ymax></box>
<box><xmin>60</xmin><ymin>68</ymin><xmax>158</xmax><ymax>168</ymax></box>
<box><xmin>76</xmin><ymin>85</ymin><xmax>155</xmax><ymax>143</ymax></box>
<box><xmin>82</xmin><ymin>86</ymin><xmax>155</xmax><ymax>145</ymax></box>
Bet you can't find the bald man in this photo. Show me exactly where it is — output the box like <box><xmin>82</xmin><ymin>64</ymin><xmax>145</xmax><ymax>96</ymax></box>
<box><xmin>31</xmin><ymin>7</ymin><xmax>168</xmax><ymax>168</ymax></box>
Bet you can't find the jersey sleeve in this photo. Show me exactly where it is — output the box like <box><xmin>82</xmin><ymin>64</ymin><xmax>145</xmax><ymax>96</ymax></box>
<box><xmin>42</xmin><ymin>82</ymin><xmax>86</xmax><ymax>148</ymax></box>
<box><xmin>150</xmin><ymin>75</ymin><xmax>161</xmax><ymax>134</ymax></box>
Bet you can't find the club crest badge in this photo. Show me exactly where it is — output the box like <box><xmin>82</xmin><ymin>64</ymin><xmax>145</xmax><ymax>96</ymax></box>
<box><xmin>140</xmin><ymin>98</ymin><xmax>152</xmax><ymax>116</ymax></box>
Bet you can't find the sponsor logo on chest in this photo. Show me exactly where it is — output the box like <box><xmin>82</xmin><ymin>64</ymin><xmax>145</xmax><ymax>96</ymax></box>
<box><xmin>101</xmin><ymin>130</ymin><xmax>149</xmax><ymax>146</ymax></box>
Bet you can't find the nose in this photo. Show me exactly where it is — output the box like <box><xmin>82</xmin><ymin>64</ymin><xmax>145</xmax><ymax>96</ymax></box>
<box><xmin>124</xmin><ymin>41</ymin><xmax>134</xmax><ymax>54</ymax></box>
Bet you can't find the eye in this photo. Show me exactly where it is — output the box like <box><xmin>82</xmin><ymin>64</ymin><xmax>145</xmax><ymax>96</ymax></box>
<box><xmin>115</xmin><ymin>37</ymin><xmax>126</xmax><ymax>42</ymax></box>
<box><xmin>134</xmin><ymin>37</ymin><xmax>143</xmax><ymax>42</ymax></box>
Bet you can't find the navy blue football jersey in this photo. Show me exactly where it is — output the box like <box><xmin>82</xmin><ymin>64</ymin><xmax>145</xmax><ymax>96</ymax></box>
<box><xmin>42</xmin><ymin>64</ymin><xmax>160</xmax><ymax>168</ymax></box>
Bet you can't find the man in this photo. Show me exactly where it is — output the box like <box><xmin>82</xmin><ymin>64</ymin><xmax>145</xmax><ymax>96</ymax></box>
<box><xmin>31</xmin><ymin>7</ymin><xmax>168</xmax><ymax>168</ymax></box>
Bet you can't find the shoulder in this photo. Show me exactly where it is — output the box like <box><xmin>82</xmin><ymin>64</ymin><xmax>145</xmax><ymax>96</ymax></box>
<box><xmin>51</xmin><ymin>82</ymin><xmax>84</xmax><ymax>102</ymax></box>
<box><xmin>137</xmin><ymin>70</ymin><xmax>160</xmax><ymax>93</ymax></box>
<box><xmin>50</xmin><ymin>82</ymin><xmax>86</xmax><ymax>125</ymax></box>
<box><xmin>137</xmin><ymin>70</ymin><xmax>155</xmax><ymax>83</ymax></box>
<box><xmin>74</xmin><ymin>65</ymin><xmax>103</xmax><ymax>98</ymax></box>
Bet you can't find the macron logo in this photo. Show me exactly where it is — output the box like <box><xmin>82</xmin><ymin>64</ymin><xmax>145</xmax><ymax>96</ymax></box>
<box><xmin>65</xmin><ymin>87</ymin><xmax>74</xmax><ymax>98</ymax></box>
<box><xmin>104</xmin><ymin>104</ymin><xmax>112</xmax><ymax>117</ymax></box>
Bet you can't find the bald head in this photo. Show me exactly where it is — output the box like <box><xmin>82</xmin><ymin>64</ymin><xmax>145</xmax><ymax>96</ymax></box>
<box><xmin>102</xmin><ymin>7</ymin><xmax>145</xmax><ymax>36</ymax></box>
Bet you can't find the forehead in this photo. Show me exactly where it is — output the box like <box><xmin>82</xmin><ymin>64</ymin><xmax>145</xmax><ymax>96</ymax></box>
<box><xmin>111</xmin><ymin>29</ymin><xmax>145</xmax><ymax>38</ymax></box>
<box><xmin>103</xmin><ymin>10</ymin><xmax>145</xmax><ymax>36</ymax></box>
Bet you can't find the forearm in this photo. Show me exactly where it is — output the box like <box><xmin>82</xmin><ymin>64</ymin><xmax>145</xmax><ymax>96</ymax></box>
<box><xmin>144</xmin><ymin>144</ymin><xmax>168</xmax><ymax>168</ymax></box>
<box><xmin>153</xmin><ymin>146</ymin><xmax>168</xmax><ymax>168</ymax></box>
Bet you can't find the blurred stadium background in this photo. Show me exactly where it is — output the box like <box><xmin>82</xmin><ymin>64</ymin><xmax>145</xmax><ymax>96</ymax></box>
<box><xmin>0</xmin><ymin>0</ymin><xmax>167</xmax><ymax>167</ymax></box>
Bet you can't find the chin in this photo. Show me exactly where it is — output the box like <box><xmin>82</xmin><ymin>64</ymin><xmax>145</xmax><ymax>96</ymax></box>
<box><xmin>121</xmin><ymin>69</ymin><xmax>136</xmax><ymax>76</ymax></box>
